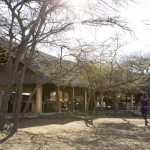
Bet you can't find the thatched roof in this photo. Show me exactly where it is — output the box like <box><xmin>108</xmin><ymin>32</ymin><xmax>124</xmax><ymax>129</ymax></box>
<box><xmin>31</xmin><ymin>51</ymin><xmax>85</xmax><ymax>87</ymax></box>
<box><xmin>0</xmin><ymin>37</ymin><xmax>85</xmax><ymax>87</ymax></box>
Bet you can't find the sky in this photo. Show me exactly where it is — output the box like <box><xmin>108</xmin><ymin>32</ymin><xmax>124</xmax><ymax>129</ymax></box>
<box><xmin>66</xmin><ymin>0</ymin><xmax>150</xmax><ymax>57</ymax></box>
<box><xmin>119</xmin><ymin>0</ymin><xmax>150</xmax><ymax>56</ymax></box>
<box><xmin>41</xmin><ymin>0</ymin><xmax>150</xmax><ymax>59</ymax></box>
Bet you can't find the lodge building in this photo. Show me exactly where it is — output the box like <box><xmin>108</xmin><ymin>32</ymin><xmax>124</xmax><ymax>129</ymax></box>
<box><xmin>0</xmin><ymin>38</ymin><xmax>143</xmax><ymax>114</ymax></box>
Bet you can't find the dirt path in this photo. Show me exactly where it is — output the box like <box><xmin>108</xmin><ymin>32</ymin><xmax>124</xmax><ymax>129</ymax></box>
<box><xmin>0</xmin><ymin>117</ymin><xmax>150</xmax><ymax>150</ymax></box>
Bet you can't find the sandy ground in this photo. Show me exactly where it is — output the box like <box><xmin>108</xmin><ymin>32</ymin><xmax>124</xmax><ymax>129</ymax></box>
<box><xmin>0</xmin><ymin>113</ymin><xmax>150</xmax><ymax>150</ymax></box>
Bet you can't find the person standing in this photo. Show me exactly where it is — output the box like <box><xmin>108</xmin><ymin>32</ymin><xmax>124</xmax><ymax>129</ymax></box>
<box><xmin>140</xmin><ymin>93</ymin><xmax>149</xmax><ymax>126</ymax></box>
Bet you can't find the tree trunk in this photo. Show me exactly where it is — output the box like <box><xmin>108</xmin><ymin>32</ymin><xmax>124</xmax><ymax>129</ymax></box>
<box><xmin>0</xmin><ymin>80</ymin><xmax>13</xmax><ymax>130</ymax></box>
<box><xmin>12</xmin><ymin>65</ymin><xmax>26</xmax><ymax>131</ymax></box>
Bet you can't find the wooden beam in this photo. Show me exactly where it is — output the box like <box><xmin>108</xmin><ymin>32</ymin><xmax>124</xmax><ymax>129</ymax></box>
<box><xmin>56</xmin><ymin>85</ymin><xmax>61</xmax><ymax>113</ymax></box>
<box><xmin>36</xmin><ymin>85</ymin><xmax>43</xmax><ymax>113</ymax></box>
<box><xmin>85</xmin><ymin>89</ymin><xmax>88</xmax><ymax>112</ymax></box>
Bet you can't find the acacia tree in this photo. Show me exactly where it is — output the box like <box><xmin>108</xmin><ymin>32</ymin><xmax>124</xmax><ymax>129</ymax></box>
<box><xmin>0</xmin><ymin>0</ymin><xmax>73</xmax><ymax>131</ymax></box>
<box><xmin>41</xmin><ymin>0</ymin><xmax>133</xmax><ymax>121</ymax></box>
<box><xmin>124</xmin><ymin>54</ymin><xmax>150</xmax><ymax>94</ymax></box>
<box><xmin>72</xmin><ymin>36</ymin><xmax>142</xmax><ymax>120</ymax></box>
<box><xmin>72</xmin><ymin>37</ymin><xmax>121</xmax><ymax>117</ymax></box>
<box><xmin>0</xmin><ymin>0</ymin><xmax>133</xmax><ymax>131</ymax></box>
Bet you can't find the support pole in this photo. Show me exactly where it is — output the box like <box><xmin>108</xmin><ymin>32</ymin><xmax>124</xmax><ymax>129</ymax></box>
<box><xmin>72</xmin><ymin>87</ymin><xmax>75</xmax><ymax>111</ymax></box>
<box><xmin>131</xmin><ymin>94</ymin><xmax>134</xmax><ymax>110</ymax></box>
<box><xmin>56</xmin><ymin>85</ymin><xmax>61</xmax><ymax>113</ymax></box>
<box><xmin>0</xmin><ymin>86</ymin><xmax>4</xmax><ymax>112</ymax></box>
<box><xmin>0</xmin><ymin>92</ymin><xmax>2</xmax><ymax>112</ymax></box>
<box><xmin>36</xmin><ymin>85</ymin><xmax>42</xmax><ymax>113</ymax></box>
<box><xmin>85</xmin><ymin>89</ymin><xmax>88</xmax><ymax>112</ymax></box>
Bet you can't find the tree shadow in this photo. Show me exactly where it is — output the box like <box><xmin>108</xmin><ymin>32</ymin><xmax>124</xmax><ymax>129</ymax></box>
<box><xmin>69</xmin><ymin>122</ymin><xmax>150</xmax><ymax>150</ymax></box>
<box><xmin>18</xmin><ymin>113</ymin><xmax>82</xmax><ymax>129</ymax></box>
<box><xmin>0</xmin><ymin>125</ymin><xmax>16</xmax><ymax>144</ymax></box>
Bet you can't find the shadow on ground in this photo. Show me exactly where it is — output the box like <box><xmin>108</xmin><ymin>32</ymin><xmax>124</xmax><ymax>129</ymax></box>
<box><xmin>18</xmin><ymin>117</ymin><xmax>80</xmax><ymax>129</ymax></box>
<box><xmin>68</xmin><ymin>122</ymin><xmax>150</xmax><ymax>150</ymax></box>
<box><xmin>18</xmin><ymin>110</ymin><xmax>145</xmax><ymax>129</ymax></box>
<box><xmin>1</xmin><ymin>118</ymin><xmax>150</xmax><ymax>150</ymax></box>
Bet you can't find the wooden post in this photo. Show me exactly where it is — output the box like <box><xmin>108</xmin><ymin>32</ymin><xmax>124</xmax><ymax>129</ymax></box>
<box><xmin>85</xmin><ymin>89</ymin><xmax>88</xmax><ymax>112</ymax></box>
<box><xmin>131</xmin><ymin>94</ymin><xmax>134</xmax><ymax>110</ymax></box>
<box><xmin>56</xmin><ymin>85</ymin><xmax>61</xmax><ymax>113</ymax></box>
<box><xmin>72</xmin><ymin>87</ymin><xmax>75</xmax><ymax>111</ymax></box>
<box><xmin>94</xmin><ymin>92</ymin><xmax>96</xmax><ymax>103</ymax></box>
<box><xmin>101</xmin><ymin>94</ymin><xmax>104</xmax><ymax>110</ymax></box>
<box><xmin>62</xmin><ymin>87</ymin><xmax>65</xmax><ymax>102</ymax></box>
<box><xmin>0</xmin><ymin>93</ymin><xmax>2</xmax><ymax>112</ymax></box>
<box><xmin>36</xmin><ymin>85</ymin><xmax>42</xmax><ymax>113</ymax></box>
<box><xmin>0</xmin><ymin>85</ymin><xmax>4</xmax><ymax>112</ymax></box>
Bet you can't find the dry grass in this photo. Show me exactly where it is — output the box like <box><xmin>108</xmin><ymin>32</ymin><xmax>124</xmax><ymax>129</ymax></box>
<box><xmin>0</xmin><ymin>113</ymin><xmax>150</xmax><ymax>150</ymax></box>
